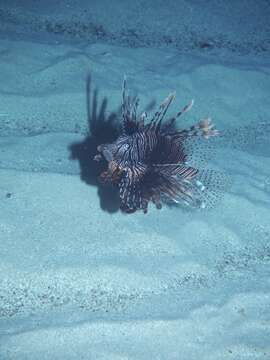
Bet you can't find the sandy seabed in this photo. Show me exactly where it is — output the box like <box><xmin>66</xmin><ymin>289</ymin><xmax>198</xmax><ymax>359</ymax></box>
<box><xmin>0</xmin><ymin>2</ymin><xmax>270</xmax><ymax>359</ymax></box>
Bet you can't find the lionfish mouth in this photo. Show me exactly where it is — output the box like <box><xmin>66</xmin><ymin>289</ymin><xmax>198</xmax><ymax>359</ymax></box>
<box><xmin>94</xmin><ymin>78</ymin><xmax>227</xmax><ymax>214</ymax></box>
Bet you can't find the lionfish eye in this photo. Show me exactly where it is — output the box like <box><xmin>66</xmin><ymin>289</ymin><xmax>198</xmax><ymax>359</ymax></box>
<box><xmin>120</xmin><ymin>143</ymin><xmax>130</xmax><ymax>151</ymax></box>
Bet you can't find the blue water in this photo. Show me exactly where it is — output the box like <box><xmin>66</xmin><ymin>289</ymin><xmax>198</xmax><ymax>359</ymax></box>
<box><xmin>0</xmin><ymin>1</ymin><xmax>270</xmax><ymax>359</ymax></box>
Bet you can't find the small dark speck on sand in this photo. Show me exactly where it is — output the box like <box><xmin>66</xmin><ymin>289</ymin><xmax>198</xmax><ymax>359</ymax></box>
<box><xmin>5</xmin><ymin>192</ymin><xmax>12</xmax><ymax>198</ymax></box>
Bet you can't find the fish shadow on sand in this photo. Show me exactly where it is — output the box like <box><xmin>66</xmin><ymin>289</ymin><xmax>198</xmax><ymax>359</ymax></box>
<box><xmin>69</xmin><ymin>74</ymin><xmax>121</xmax><ymax>213</ymax></box>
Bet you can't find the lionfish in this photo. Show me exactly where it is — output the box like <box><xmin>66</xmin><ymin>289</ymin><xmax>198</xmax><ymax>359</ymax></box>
<box><xmin>94</xmin><ymin>79</ymin><xmax>227</xmax><ymax>214</ymax></box>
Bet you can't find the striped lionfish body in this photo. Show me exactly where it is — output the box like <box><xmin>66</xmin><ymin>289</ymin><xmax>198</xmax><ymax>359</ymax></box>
<box><xmin>94</xmin><ymin>79</ymin><xmax>222</xmax><ymax>214</ymax></box>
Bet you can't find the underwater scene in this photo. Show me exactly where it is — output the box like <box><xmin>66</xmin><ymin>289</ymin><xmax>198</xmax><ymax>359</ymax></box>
<box><xmin>0</xmin><ymin>0</ymin><xmax>270</xmax><ymax>359</ymax></box>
